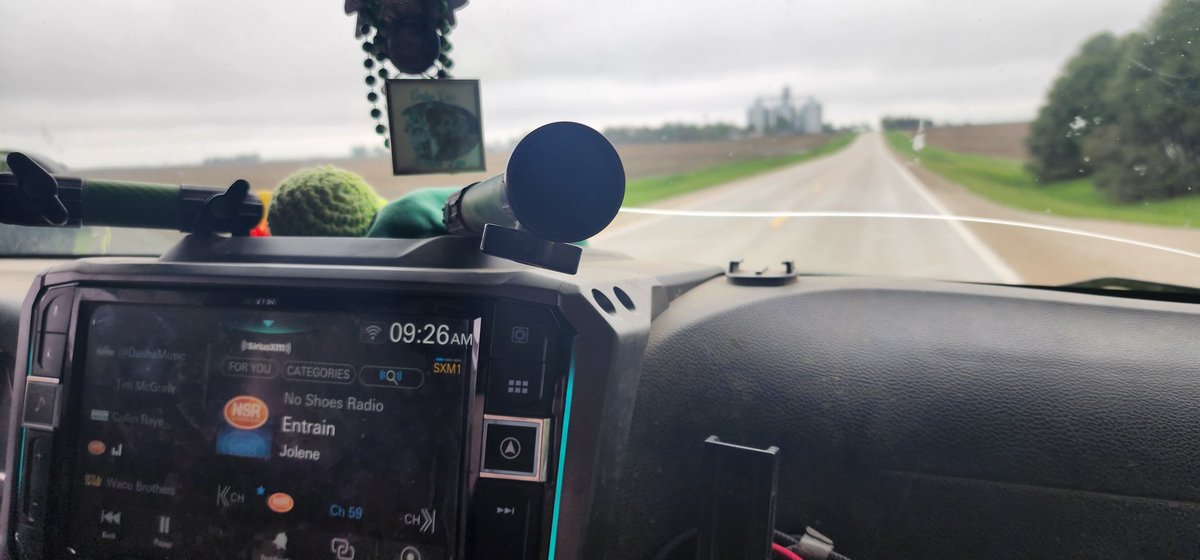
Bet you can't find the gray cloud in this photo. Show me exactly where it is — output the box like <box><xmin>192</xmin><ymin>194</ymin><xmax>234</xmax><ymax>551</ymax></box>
<box><xmin>0</xmin><ymin>0</ymin><xmax>1161</xmax><ymax>167</ymax></box>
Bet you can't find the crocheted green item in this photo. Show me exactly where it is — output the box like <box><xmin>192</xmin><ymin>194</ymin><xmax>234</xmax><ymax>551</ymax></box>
<box><xmin>267</xmin><ymin>166</ymin><xmax>386</xmax><ymax>237</ymax></box>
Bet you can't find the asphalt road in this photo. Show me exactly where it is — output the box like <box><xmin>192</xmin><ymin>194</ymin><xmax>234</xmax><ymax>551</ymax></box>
<box><xmin>592</xmin><ymin>132</ymin><xmax>1023</xmax><ymax>284</ymax></box>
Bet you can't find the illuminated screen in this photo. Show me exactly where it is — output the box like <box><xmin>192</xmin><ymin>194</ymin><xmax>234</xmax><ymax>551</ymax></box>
<box><xmin>66</xmin><ymin>303</ymin><xmax>476</xmax><ymax>560</ymax></box>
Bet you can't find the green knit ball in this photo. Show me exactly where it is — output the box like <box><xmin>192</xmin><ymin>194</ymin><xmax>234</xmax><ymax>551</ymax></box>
<box><xmin>267</xmin><ymin>166</ymin><xmax>386</xmax><ymax>237</ymax></box>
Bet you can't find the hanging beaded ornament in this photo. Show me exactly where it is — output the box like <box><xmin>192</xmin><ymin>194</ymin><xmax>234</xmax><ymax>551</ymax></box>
<box><xmin>345</xmin><ymin>0</ymin><xmax>466</xmax><ymax>148</ymax></box>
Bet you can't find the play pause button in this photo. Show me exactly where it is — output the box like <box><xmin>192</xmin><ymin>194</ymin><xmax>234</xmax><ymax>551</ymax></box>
<box><xmin>154</xmin><ymin>514</ymin><xmax>177</xmax><ymax>548</ymax></box>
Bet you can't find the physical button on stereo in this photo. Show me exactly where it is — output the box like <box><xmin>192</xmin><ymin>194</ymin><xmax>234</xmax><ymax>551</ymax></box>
<box><xmin>23</xmin><ymin>382</ymin><xmax>60</xmax><ymax>427</ymax></box>
<box><xmin>485</xmin><ymin>361</ymin><xmax>549</xmax><ymax>415</ymax></box>
<box><xmin>38</xmin><ymin>288</ymin><xmax>74</xmax><ymax>334</ymax></box>
<box><xmin>470</xmin><ymin>480</ymin><xmax>542</xmax><ymax>560</ymax></box>
<box><xmin>481</xmin><ymin>415</ymin><xmax>549</xmax><ymax>482</ymax></box>
<box><xmin>33</xmin><ymin>332</ymin><xmax>67</xmax><ymax>378</ymax></box>
<box><xmin>491</xmin><ymin>303</ymin><xmax>557</xmax><ymax>362</ymax></box>
<box><xmin>22</xmin><ymin>435</ymin><xmax>50</xmax><ymax>523</ymax></box>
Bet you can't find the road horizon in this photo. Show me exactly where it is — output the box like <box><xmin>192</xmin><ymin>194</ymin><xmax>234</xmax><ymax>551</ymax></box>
<box><xmin>593</xmin><ymin>132</ymin><xmax>1200</xmax><ymax>287</ymax></box>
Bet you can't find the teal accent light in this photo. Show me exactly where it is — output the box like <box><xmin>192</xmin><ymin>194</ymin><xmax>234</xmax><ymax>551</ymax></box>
<box><xmin>547</xmin><ymin>347</ymin><xmax>577</xmax><ymax>559</ymax></box>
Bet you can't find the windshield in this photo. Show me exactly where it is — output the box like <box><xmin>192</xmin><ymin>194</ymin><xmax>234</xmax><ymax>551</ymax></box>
<box><xmin>2</xmin><ymin>0</ymin><xmax>1198</xmax><ymax>288</ymax></box>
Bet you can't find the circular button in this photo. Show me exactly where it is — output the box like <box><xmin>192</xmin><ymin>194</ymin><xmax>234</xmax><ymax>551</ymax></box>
<box><xmin>499</xmin><ymin>437</ymin><xmax>522</xmax><ymax>460</ymax></box>
<box><xmin>399</xmin><ymin>546</ymin><xmax>421</xmax><ymax>560</ymax></box>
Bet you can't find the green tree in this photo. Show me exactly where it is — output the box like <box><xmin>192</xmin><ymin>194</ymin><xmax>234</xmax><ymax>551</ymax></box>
<box><xmin>1091</xmin><ymin>0</ymin><xmax>1200</xmax><ymax>202</ymax></box>
<box><xmin>603</xmin><ymin>122</ymin><xmax>740</xmax><ymax>144</ymax></box>
<box><xmin>1026</xmin><ymin>32</ymin><xmax>1124</xmax><ymax>182</ymax></box>
<box><xmin>880</xmin><ymin>116</ymin><xmax>928</xmax><ymax>131</ymax></box>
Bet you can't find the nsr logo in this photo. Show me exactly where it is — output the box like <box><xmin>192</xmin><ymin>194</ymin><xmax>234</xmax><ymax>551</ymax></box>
<box><xmin>224</xmin><ymin>395</ymin><xmax>270</xmax><ymax>429</ymax></box>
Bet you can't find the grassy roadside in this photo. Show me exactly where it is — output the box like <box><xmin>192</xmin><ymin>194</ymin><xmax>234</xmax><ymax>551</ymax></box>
<box><xmin>621</xmin><ymin>133</ymin><xmax>857</xmax><ymax>207</ymax></box>
<box><xmin>884</xmin><ymin>131</ymin><xmax>1200</xmax><ymax>228</ymax></box>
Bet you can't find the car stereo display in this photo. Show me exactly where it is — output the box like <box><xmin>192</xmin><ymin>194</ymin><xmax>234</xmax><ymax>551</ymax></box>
<box><xmin>64</xmin><ymin>302</ymin><xmax>477</xmax><ymax>560</ymax></box>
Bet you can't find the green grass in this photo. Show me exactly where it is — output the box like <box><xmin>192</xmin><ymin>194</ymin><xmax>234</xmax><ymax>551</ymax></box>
<box><xmin>621</xmin><ymin>133</ymin><xmax>857</xmax><ymax>207</ymax></box>
<box><xmin>884</xmin><ymin>131</ymin><xmax>1200</xmax><ymax>228</ymax></box>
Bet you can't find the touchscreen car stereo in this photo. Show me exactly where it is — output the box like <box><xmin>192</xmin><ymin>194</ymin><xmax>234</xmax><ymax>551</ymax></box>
<box><xmin>8</xmin><ymin>279</ymin><xmax>578</xmax><ymax>560</ymax></box>
<box><xmin>68</xmin><ymin>302</ymin><xmax>475</xmax><ymax>559</ymax></box>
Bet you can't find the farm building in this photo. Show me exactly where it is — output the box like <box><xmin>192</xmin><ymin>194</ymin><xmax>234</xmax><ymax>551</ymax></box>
<box><xmin>747</xmin><ymin>87</ymin><xmax>822</xmax><ymax>136</ymax></box>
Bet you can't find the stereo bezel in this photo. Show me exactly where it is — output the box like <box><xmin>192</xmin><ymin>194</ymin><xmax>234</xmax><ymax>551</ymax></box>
<box><xmin>1</xmin><ymin>246</ymin><xmax>676</xmax><ymax>560</ymax></box>
<box><xmin>9</xmin><ymin>279</ymin><xmax>574</xmax><ymax>560</ymax></box>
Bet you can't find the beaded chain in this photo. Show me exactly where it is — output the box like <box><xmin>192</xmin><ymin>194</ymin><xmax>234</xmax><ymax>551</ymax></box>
<box><xmin>354</xmin><ymin>0</ymin><xmax>456</xmax><ymax>148</ymax></box>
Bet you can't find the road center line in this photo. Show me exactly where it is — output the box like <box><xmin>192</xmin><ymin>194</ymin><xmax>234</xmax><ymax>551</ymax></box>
<box><xmin>593</xmin><ymin>139</ymin><xmax>858</xmax><ymax>244</ymax></box>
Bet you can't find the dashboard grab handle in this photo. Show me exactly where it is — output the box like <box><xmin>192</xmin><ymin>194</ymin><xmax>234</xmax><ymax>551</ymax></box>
<box><xmin>0</xmin><ymin>152</ymin><xmax>263</xmax><ymax>235</ymax></box>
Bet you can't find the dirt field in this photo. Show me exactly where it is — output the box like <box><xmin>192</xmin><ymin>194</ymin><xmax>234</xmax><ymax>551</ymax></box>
<box><xmin>612</xmin><ymin>133</ymin><xmax>833</xmax><ymax>177</ymax></box>
<box><xmin>78</xmin><ymin>134</ymin><xmax>834</xmax><ymax>200</ymax></box>
<box><xmin>81</xmin><ymin>154</ymin><xmax>508</xmax><ymax>201</ymax></box>
<box><xmin>925</xmin><ymin>122</ymin><xmax>1030</xmax><ymax>160</ymax></box>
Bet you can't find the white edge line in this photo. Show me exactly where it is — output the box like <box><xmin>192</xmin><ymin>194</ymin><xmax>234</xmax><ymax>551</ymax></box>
<box><xmin>875</xmin><ymin>136</ymin><xmax>1024</xmax><ymax>284</ymax></box>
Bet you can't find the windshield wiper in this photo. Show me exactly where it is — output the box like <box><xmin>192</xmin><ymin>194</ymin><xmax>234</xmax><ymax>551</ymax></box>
<box><xmin>1048</xmin><ymin>277</ymin><xmax>1200</xmax><ymax>303</ymax></box>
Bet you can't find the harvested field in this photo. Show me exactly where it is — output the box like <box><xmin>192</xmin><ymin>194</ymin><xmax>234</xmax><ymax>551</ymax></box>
<box><xmin>612</xmin><ymin>133</ymin><xmax>834</xmax><ymax>177</ymax></box>
<box><xmin>80</xmin><ymin>154</ymin><xmax>507</xmax><ymax>201</ymax></box>
<box><xmin>78</xmin><ymin>134</ymin><xmax>835</xmax><ymax>200</ymax></box>
<box><xmin>924</xmin><ymin>122</ymin><xmax>1030</xmax><ymax>161</ymax></box>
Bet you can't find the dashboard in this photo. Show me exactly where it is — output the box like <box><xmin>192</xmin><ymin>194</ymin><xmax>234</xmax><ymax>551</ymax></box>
<box><xmin>0</xmin><ymin>235</ymin><xmax>1198</xmax><ymax>559</ymax></box>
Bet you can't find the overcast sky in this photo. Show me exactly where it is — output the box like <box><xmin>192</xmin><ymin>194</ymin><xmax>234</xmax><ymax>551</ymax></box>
<box><xmin>0</xmin><ymin>0</ymin><xmax>1163</xmax><ymax>168</ymax></box>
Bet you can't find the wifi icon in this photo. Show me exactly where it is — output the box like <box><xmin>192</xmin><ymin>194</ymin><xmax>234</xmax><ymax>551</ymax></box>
<box><xmin>361</xmin><ymin>323</ymin><xmax>386</xmax><ymax>343</ymax></box>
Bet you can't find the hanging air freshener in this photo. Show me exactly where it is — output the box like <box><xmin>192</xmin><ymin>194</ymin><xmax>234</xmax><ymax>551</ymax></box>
<box><xmin>385</xmin><ymin>79</ymin><xmax>484</xmax><ymax>174</ymax></box>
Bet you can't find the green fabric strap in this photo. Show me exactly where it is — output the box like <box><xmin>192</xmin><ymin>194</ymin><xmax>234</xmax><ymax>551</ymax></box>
<box><xmin>366</xmin><ymin>187</ymin><xmax>457</xmax><ymax>239</ymax></box>
<box><xmin>82</xmin><ymin>179</ymin><xmax>179</xmax><ymax>229</ymax></box>
<box><xmin>365</xmin><ymin>186</ymin><xmax>590</xmax><ymax>245</ymax></box>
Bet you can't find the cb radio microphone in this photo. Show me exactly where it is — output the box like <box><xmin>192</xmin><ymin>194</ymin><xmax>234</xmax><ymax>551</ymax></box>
<box><xmin>442</xmin><ymin>121</ymin><xmax>625</xmax><ymax>243</ymax></box>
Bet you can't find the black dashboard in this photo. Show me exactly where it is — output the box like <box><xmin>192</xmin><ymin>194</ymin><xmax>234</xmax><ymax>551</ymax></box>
<box><xmin>616</xmin><ymin>275</ymin><xmax>1200</xmax><ymax>559</ymax></box>
<box><xmin>0</xmin><ymin>235</ymin><xmax>1198</xmax><ymax>559</ymax></box>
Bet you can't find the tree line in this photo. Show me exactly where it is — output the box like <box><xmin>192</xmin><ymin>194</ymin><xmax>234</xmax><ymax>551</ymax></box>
<box><xmin>880</xmin><ymin>117</ymin><xmax>930</xmax><ymax>131</ymax></box>
<box><xmin>1027</xmin><ymin>0</ymin><xmax>1199</xmax><ymax>202</ymax></box>
<box><xmin>603</xmin><ymin>123</ymin><xmax>743</xmax><ymax>144</ymax></box>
